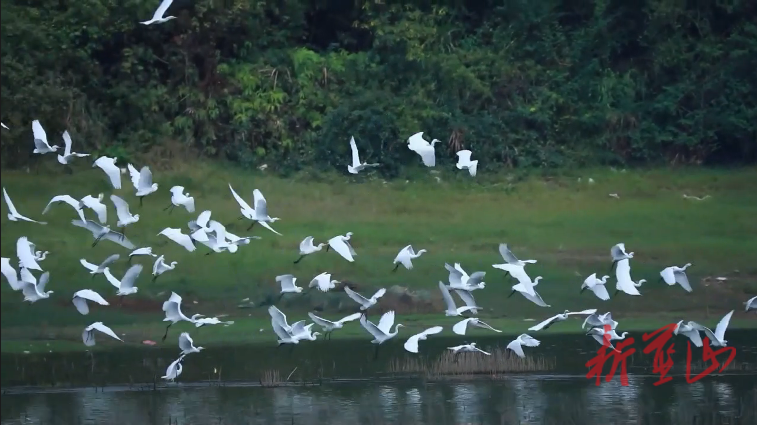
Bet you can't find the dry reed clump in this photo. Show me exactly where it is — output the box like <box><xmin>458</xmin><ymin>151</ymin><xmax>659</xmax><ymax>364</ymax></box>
<box><xmin>388</xmin><ymin>348</ymin><xmax>556</xmax><ymax>379</ymax></box>
<box><xmin>259</xmin><ymin>370</ymin><xmax>282</xmax><ymax>388</ymax></box>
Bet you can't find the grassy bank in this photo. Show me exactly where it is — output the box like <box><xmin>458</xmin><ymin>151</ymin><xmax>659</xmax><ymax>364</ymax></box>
<box><xmin>1</xmin><ymin>161</ymin><xmax>756</xmax><ymax>352</ymax></box>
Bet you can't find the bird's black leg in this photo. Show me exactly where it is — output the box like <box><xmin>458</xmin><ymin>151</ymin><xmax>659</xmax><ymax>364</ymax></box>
<box><xmin>608</xmin><ymin>260</ymin><xmax>617</xmax><ymax>275</ymax></box>
<box><xmin>579</xmin><ymin>287</ymin><xmax>587</xmax><ymax>294</ymax></box>
<box><xmin>139</xmin><ymin>197</ymin><xmax>144</xmax><ymax>207</ymax></box>
<box><xmin>163</xmin><ymin>204</ymin><xmax>172</xmax><ymax>211</ymax></box>
<box><xmin>246</xmin><ymin>221</ymin><xmax>256</xmax><ymax>231</ymax></box>
<box><xmin>204</xmin><ymin>252</ymin><xmax>212</xmax><ymax>256</ymax></box>
<box><xmin>391</xmin><ymin>263</ymin><xmax>400</xmax><ymax>272</ymax></box>
<box><xmin>325</xmin><ymin>245</ymin><xmax>330</xmax><ymax>252</ymax></box>
<box><xmin>373</xmin><ymin>345</ymin><xmax>380</xmax><ymax>361</ymax></box>
<box><xmin>152</xmin><ymin>275</ymin><xmax>159</xmax><ymax>283</ymax></box>
<box><xmin>119</xmin><ymin>295</ymin><xmax>124</xmax><ymax>307</ymax></box>
<box><xmin>127</xmin><ymin>256</ymin><xmax>133</xmax><ymax>265</ymax></box>
<box><xmin>293</xmin><ymin>255</ymin><xmax>305</xmax><ymax>264</ymax></box>
<box><xmin>162</xmin><ymin>323</ymin><xmax>173</xmax><ymax>341</ymax></box>
<box><xmin>657</xmin><ymin>277</ymin><xmax>664</xmax><ymax>284</ymax></box>
<box><xmin>507</xmin><ymin>290</ymin><xmax>516</xmax><ymax>298</ymax></box>
<box><xmin>613</xmin><ymin>289</ymin><xmax>620</xmax><ymax>297</ymax></box>
<box><xmin>276</xmin><ymin>342</ymin><xmax>282</xmax><ymax>349</ymax></box>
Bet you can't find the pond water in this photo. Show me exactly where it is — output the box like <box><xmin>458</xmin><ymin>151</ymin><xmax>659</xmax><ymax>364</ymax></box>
<box><xmin>2</xmin><ymin>331</ymin><xmax>756</xmax><ymax>424</ymax></box>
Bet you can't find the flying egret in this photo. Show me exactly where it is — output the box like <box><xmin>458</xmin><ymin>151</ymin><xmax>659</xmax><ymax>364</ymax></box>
<box><xmin>445</xmin><ymin>263</ymin><xmax>486</xmax><ymax>291</ymax></box>
<box><xmin>293</xmin><ymin>236</ymin><xmax>326</xmax><ymax>264</ymax></box>
<box><xmin>21</xmin><ymin>272</ymin><xmax>52</xmax><ymax>302</ymax></box>
<box><xmin>308</xmin><ymin>272</ymin><xmax>339</xmax><ymax>292</ymax></box>
<box><xmin>613</xmin><ymin>258</ymin><xmax>644</xmax><ymax>296</ymax></box>
<box><xmin>162</xmin><ymin>355</ymin><xmax>186</xmax><ymax>382</ymax></box>
<box><xmin>17</xmin><ymin>237</ymin><xmax>42</xmax><ymax>271</ymax></box>
<box><xmin>79</xmin><ymin>194</ymin><xmax>107</xmax><ymax>224</ymax></box>
<box><xmin>403</xmin><ymin>326</ymin><xmax>443</xmax><ymax>354</ymax></box>
<box><xmin>3</xmin><ymin>188</ymin><xmax>47</xmax><ymax>224</ymax></box>
<box><xmin>509</xmin><ymin>276</ymin><xmax>550</xmax><ymax>307</ymax></box>
<box><xmin>31</xmin><ymin>120</ymin><xmax>60</xmax><ymax>154</ymax></box>
<box><xmin>582</xmin><ymin>312</ymin><xmax>618</xmax><ymax>331</ymax></box>
<box><xmin>110</xmin><ymin>195</ymin><xmax>140</xmax><ymax>234</ymax></box>
<box><xmin>586</xmin><ymin>327</ymin><xmax>621</xmax><ymax>351</ymax></box>
<box><xmin>326</xmin><ymin>232</ymin><xmax>356</xmax><ymax>262</ymax></box>
<box><xmin>152</xmin><ymin>255</ymin><xmax>177</xmax><ymax>282</ymax></box>
<box><xmin>166</xmin><ymin>186</ymin><xmax>195</xmax><ymax>213</ymax></box>
<box><xmin>746</xmin><ymin>296</ymin><xmax>757</xmax><ymax>311</ymax></box>
<box><xmin>1</xmin><ymin>123</ymin><xmax>8</xmax><ymax>130</ymax></box>
<box><xmin>448</xmin><ymin>342</ymin><xmax>490</xmax><ymax>356</ymax></box>
<box><xmin>528</xmin><ymin>309</ymin><xmax>598</xmax><ymax>331</ymax></box>
<box><xmin>103</xmin><ymin>264</ymin><xmax>142</xmax><ymax>299</ymax></box>
<box><xmin>225</xmin><ymin>230</ymin><xmax>259</xmax><ymax>247</ymax></box>
<box><xmin>157</xmin><ymin>228</ymin><xmax>197</xmax><ymax>252</ymax></box>
<box><xmin>492</xmin><ymin>263</ymin><xmax>536</xmax><ymax>295</ymax></box>
<box><xmin>72</xmin><ymin>219</ymin><xmax>135</xmax><ymax>249</ymax></box>
<box><xmin>270</xmin><ymin>309</ymin><xmax>318</xmax><ymax>348</ymax></box>
<box><xmin>82</xmin><ymin>322</ymin><xmax>122</xmax><ymax>347</ymax></box>
<box><xmin>92</xmin><ymin>156</ymin><xmax>122</xmax><ymax>189</ymax></box>
<box><xmin>1</xmin><ymin>257</ymin><xmax>25</xmax><ymax>291</ymax></box>
<box><xmin>128</xmin><ymin>247</ymin><xmax>158</xmax><ymax>263</ymax></box>
<box><xmin>660</xmin><ymin>263</ymin><xmax>693</xmax><ymax>292</ymax></box>
<box><xmin>178</xmin><ymin>332</ymin><xmax>204</xmax><ymax>355</ymax></box>
<box><xmin>307</xmin><ymin>312</ymin><xmax>362</xmax><ymax>340</ymax></box>
<box><xmin>276</xmin><ymin>274</ymin><xmax>303</xmax><ymax>298</ymax></box>
<box><xmin>141</xmin><ymin>0</ymin><xmax>177</xmax><ymax>25</ymax></box>
<box><xmin>344</xmin><ymin>286</ymin><xmax>386</xmax><ymax>311</ymax></box>
<box><xmin>455</xmin><ymin>150</ymin><xmax>478</xmax><ymax>176</ymax></box>
<box><xmin>80</xmin><ymin>254</ymin><xmax>120</xmax><ymax>278</ymax></box>
<box><xmin>42</xmin><ymin>195</ymin><xmax>87</xmax><ymax>222</ymax></box>
<box><xmin>452</xmin><ymin>318</ymin><xmax>502</xmax><ymax>335</ymax></box>
<box><xmin>228</xmin><ymin>184</ymin><xmax>280</xmax><ymax>235</ymax></box>
<box><xmin>268</xmin><ymin>305</ymin><xmax>299</xmax><ymax>334</ymax></box>
<box><xmin>187</xmin><ymin>210</ymin><xmax>213</xmax><ymax>242</ymax></box>
<box><xmin>162</xmin><ymin>292</ymin><xmax>196</xmax><ymax>341</ymax></box>
<box><xmin>359</xmin><ymin>311</ymin><xmax>404</xmax><ymax>360</ymax></box>
<box><xmin>610</xmin><ymin>243</ymin><xmax>634</xmax><ymax>273</ymax></box>
<box><xmin>498</xmin><ymin>243</ymin><xmax>537</xmax><ymax>267</ymax></box>
<box><xmin>72</xmin><ymin>289</ymin><xmax>109</xmax><ymax>315</ymax></box>
<box><xmin>438</xmin><ymin>281</ymin><xmax>480</xmax><ymax>316</ymax></box>
<box><xmin>250</xmin><ymin>189</ymin><xmax>282</xmax><ymax>234</ymax></box>
<box><xmin>127</xmin><ymin>164</ymin><xmax>158</xmax><ymax>206</ymax></box>
<box><xmin>407</xmin><ymin>132</ymin><xmax>440</xmax><ymax>167</ymax></box>
<box><xmin>580</xmin><ymin>273</ymin><xmax>611</xmax><ymax>301</ymax></box>
<box><xmin>674</xmin><ymin>321</ymin><xmax>704</xmax><ymax>347</ymax></box>
<box><xmin>193</xmin><ymin>315</ymin><xmax>235</xmax><ymax>328</ymax></box>
<box><xmin>347</xmin><ymin>136</ymin><xmax>380</xmax><ymax>174</ymax></box>
<box><xmin>690</xmin><ymin>310</ymin><xmax>734</xmax><ymax>347</ymax></box>
<box><xmin>506</xmin><ymin>334</ymin><xmax>541</xmax><ymax>358</ymax></box>
<box><xmin>57</xmin><ymin>130</ymin><xmax>89</xmax><ymax>165</ymax></box>
<box><xmin>392</xmin><ymin>245</ymin><xmax>427</xmax><ymax>271</ymax></box>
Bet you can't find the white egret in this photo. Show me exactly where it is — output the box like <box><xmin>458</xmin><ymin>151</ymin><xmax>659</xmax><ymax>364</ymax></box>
<box><xmin>452</xmin><ymin>318</ymin><xmax>501</xmax><ymax>335</ymax></box>
<box><xmin>344</xmin><ymin>286</ymin><xmax>386</xmax><ymax>311</ymax></box>
<box><xmin>92</xmin><ymin>156</ymin><xmax>122</xmax><ymax>189</ymax></box>
<box><xmin>72</xmin><ymin>219</ymin><xmax>135</xmax><ymax>249</ymax></box>
<box><xmin>166</xmin><ymin>186</ymin><xmax>195</xmax><ymax>213</ymax></box>
<box><xmin>586</xmin><ymin>327</ymin><xmax>621</xmax><ymax>351</ymax></box>
<box><xmin>1</xmin><ymin>257</ymin><xmax>25</xmax><ymax>291</ymax></box>
<box><xmin>152</xmin><ymin>255</ymin><xmax>177</xmax><ymax>282</ymax></box>
<box><xmin>326</xmin><ymin>232</ymin><xmax>356</xmax><ymax>262</ymax></box>
<box><xmin>193</xmin><ymin>315</ymin><xmax>234</xmax><ymax>328</ymax></box>
<box><xmin>225</xmin><ymin>230</ymin><xmax>259</xmax><ymax>247</ymax></box>
<box><xmin>614</xmin><ymin>259</ymin><xmax>644</xmax><ymax>296</ymax></box>
<box><xmin>79</xmin><ymin>194</ymin><xmax>107</xmax><ymax>224</ymax></box>
<box><xmin>506</xmin><ymin>334</ymin><xmax>541</xmax><ymax>358</ymax></box>
<box><xmin>251</xmin><ymin>189</ymin><xmax>282</xmax><ymax>234</ymax></box>
<box><xmin>162</xmin><ymin>292</ymin><xmax>196</xmax><ymax>341</ymax></box>
<box><xmin>580</xmin><ymin>273</ymin><xmax>611</xmax><ymax>301</ymax></box>
<box><xmin>110</xmin><ymin>195</ymin><xmax>140</xmax><ymax>233</ymax></box>
<box><xmin>31</xmin><ymin>120</ymin><xmax>60</xmax><ymax>154</ymax></box>
<box><xmin>3</xmin><ymin>188</ymin><xmax>47</xmax><ymax>224</ymax></box>
<box><xmin>162</xmin><ymin>355</ymin><xmax>186</xmax><ymax>382</ymax></box>
<box><xmin>276</xmin><ymin>274</ymin><xmax>303</xmax><ymax>298</ymax></box>
<box><xmin>293</xmin><ymin>236</ymin><xmax>326</xmax><ymax>264</ymax></box>
<box><xmin>746</xmin><ymin>296</ymin><xmax>757</xmax><ymax>311</ymax></box>
<box><xmin>509</xmin><ymin>276</ymin><xmax>550</xmax><ymax>307</ymax></box>
<box><xmin>103</xmin><ymin>264</ymin><xmax>142</xmax><ymax>298</ymax></box>
<box><xmin>438</xmin><ymin>281</ymin><xmax>479</xmax><ymax>316</ymax></box>
<box><xmin>21</xmin><ymin>272</ymin><xmax>52</xmax><ymax>302</ymax></box>
<box><xmin>157</xmin><ymin>228</ymin><xmax>196</xmax><ymax>252</ymax></box>
<box><xmin>82</xmin><ymin>322</ymin><xmax>122</xmax><ymax>347</ymax></box>
<box><xmin>80</xmin><ymin>254</ymin><xmax>120</xmax><ymax>278</ymax></box>
<box><xmin>187</xmin><ymin>210</ymin><xmax>213</xmax><ymax>242</ymax></box>
<box><xmin>127</xmin><ymin>164</ymin><xmax>158</xmax><ymax>205</ymax></box>
<box><xmin>308</xmin><ymin>272</ymin><xmax>339</xmax><ymax>292</ymax></box>
<box><xmin>392</xmin><ymin>245</ymin><xmax>427</xmax><ymax>271</ymax></box>
<box><xmin>24</xmin><ymin>240</ymin><xmax>48</xmax><ymax>264</ymax></box>
<box><xmin>403</xmin><ymin>326</ymin><xmax>443</xmax><ymax>354</ymax></box>
<box><xmin>17</xmin><ymin>237</ymin><xmax>43</xmax><ymax>271</ymax></box>
<box><xmin>492</xmin><ymin>263</ymin><xmax>536</xmax><ymax>296</ymax></box>
<box><xmin>179</xmin><ymin>332</ymin><xmax>204</xmax><ymax>355</ymax></box>
<box><xmin>455</xmin><ymin>150</ymin><xmax>478</xmax><ymax>177</ymax></box>
<box><xmin>268</xmin><ymin>305</ymin><xmax>299</xmax><ymax>334</ymax></box>
<box><xmin>407</xmin><ymin>132</ymin><xmax>439</xmax><ymax>167</ymax></box>
<box><xmin>660</xmin><ymin>263</ymin><xmax>693</xmax><ymax>292</ymax></box>
<box><xmin>445</xmin><ymin>263</ymin><xmax>485</xmax><ymax>291</ymax></box>
<box><xmin>448</xmin><ymin>342</ymin><xmax>490</xmax><ymax>356</ymax></box>
<box><xmin>359</xmin><ymin>311</ymin><xmax>404</xmax><ymax>360</ymax></box>
<box><xmin>674</xmin><ymin>321</ymin><xmax>703</xmax><ymax>347</ymax></box>
<box><xmin>691</xmin><ymin>310</ymin><xmax>734</xmax><ymax>347</ymax></box>
<box><xmin>228</xmin><ymin>183</ymin><xmax>279</xmax><ymax>235</ymax></box>
<box><xmin>610</xmin><ymin>243</ymin><xmax>634</xmax><ymax>273</ymax></box>
<box><xmin>1</xmin><ymin>123</ymin><xmax>8</xmax><ymax>130</ymax></box>
<box><xmin>72</xmin><ymin>289</ymin><xmax>109</xmax><ymax>315</ymax></box>
<box><xmin>307</xmin><ymin>312</ymin><xmax>362</xmax><ymax>340</ymax></box>
<box><xmin>57</xmin><ymin>131</ymin><xmax>89</xmax><ymax>165</ymax></box>
<box><xmin>582</xmin><ymin>312</ymin><xmax>618</xmax><ymax>331</ymax></box>
<box><xmin>528</xmin><ymin>309</ymin><xmax>598</xmax><ymax>332</ymax></box>
<box><xmin>128</xmin><ymin>247</ymin><xmax>157</xmax><ymax>263</ymax></box>
<box><xmin>498</xmin><ymin>243</ymin><xmax>537</xmax><ymax>266</ymax></box>
<box><xmin>140</xmin><ymin>0</ymin><xmax>176</xmax><ymax>25</ymax></box>
<box><xmin>42</xmin><ymin>195</ymin><xmax>87</xmax><ymax>222</ymax></box>
<box><xmin>269</xmin><ymin>309</ymin><xmax>318</xmax><ymax>347</ymax></box>
<box><xmin>347</xmin><ymin>136</ymin><xmax>380</xmax><ymax>174</ymax></box>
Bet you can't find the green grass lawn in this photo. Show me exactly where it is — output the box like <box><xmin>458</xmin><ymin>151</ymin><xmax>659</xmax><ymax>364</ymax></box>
<box><xmin>1</xmin><ymin>161</ymin><xmax>756</xmax><ymax>352</ymax></box>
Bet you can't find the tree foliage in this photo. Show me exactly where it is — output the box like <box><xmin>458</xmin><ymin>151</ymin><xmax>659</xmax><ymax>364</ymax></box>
<box><xmin>1</xmin><ymin>0</ymin><xmax>755</xmax><ymax>174</ymax></box>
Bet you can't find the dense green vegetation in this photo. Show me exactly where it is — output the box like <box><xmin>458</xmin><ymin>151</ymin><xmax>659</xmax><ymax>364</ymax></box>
<box><xmin>2</xmin><ymin>0</ymin><xmax>756</xmax><ymax>174</ymax></box>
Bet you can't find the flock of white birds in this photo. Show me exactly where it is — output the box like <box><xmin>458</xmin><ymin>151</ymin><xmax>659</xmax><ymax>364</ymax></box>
<box><xmin>1</xmin><ymin>3</ymin><xmax>755</xmax><ymax>380</ymax></box>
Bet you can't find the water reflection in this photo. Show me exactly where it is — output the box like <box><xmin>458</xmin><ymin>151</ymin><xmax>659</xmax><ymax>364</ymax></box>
<box><xmin>2</xmin><ymin>376</ymin><xmax>754</xmax><ymax>425</ymax></box>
